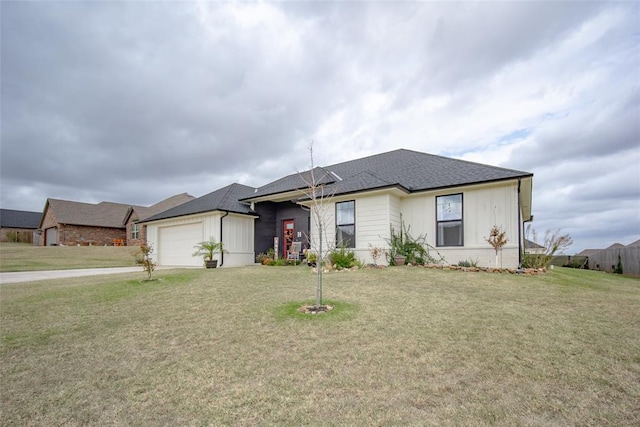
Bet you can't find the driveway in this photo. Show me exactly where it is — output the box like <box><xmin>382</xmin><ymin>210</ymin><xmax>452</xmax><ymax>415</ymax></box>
<box><xmin>0</xmin><ymin>267</ymin><xmax>146</xmax><ymax>284</ymax></box>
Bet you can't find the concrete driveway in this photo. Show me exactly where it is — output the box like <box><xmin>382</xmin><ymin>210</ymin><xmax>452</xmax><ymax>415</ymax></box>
<box><xmin>0</xmin><ymin>267</ymin><xmax>146</xmax><ymax>284</ymax></box>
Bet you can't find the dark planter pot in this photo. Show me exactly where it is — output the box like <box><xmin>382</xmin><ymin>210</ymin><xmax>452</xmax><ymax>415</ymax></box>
<box><xmin>205</xmin><ymin>260</ymin><xmax>218</xmax><ymax>269</ymax></box>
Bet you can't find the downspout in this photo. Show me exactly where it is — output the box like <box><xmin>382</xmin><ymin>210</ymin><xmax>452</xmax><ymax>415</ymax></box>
<box><xmin>219</xmin><ymin>211</ymin><xmax>229</xmax><ymax>267</ymax></box>
<box><xmin>517</xmin><ymin>179</ymin><xmax>522</xmax><ymax>268</ymax></box>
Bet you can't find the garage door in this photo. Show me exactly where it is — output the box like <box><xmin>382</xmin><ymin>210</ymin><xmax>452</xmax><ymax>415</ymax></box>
<box><xmin>45</xmin><ymin>227</ymin><xmax>57</xmax><ymax>246</ymax></box>
<box><xmin>158</xmin><ymin>222</ymin><xmax>203</xmax><ymax>266</ymax></box>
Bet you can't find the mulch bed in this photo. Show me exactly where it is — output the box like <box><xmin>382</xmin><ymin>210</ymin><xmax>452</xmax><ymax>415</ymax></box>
<box><xmin>298</xmin><ymin>304</ymin><xmax>334</xmax><ymax>314</ymax></box>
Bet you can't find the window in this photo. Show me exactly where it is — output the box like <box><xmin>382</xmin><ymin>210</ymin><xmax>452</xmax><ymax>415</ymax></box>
<box><xmin>336</xmin><ymin>201</ymin><xmax>355</xmax><ymax>248</ymax></box>
<box><xmin>436</xmin><ymin>194</ymin><xmax>463</xmax><ymax>246</ymax></box>
<box><xmin>131</xmin><ymin>223</ymin><xmax>139</xmax><ymax>240</ymax></box>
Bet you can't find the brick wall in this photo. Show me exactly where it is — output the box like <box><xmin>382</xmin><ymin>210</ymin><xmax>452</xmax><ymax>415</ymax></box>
<box><xmin>39</xmin><ymin>207</ymin><xmax>58</xmax><ymax>246</ymax></box>
<box><xmin>58</xmin><ymin>224</ymin><xmax>126</xmax><ymax>246</ymax></box>
<box><xmin>125</xmin><ymin>216</ymin><xmax>147</xmax><ymax>247</ymax></box>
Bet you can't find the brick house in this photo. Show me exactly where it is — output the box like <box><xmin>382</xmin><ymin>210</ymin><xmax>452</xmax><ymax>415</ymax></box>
<box><xmin>39</xmin><ymin>194</ymin><xmax>193</xmax><ymax>246</ymax></box>
<box><xmin>124</xmin><ymin>193</ymin><xmax>194</xmax><ymax>246</ymax></box>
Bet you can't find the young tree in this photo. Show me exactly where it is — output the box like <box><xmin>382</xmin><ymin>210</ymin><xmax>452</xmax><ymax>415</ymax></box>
<box><xmin>297</xmin><ymin>142</ymin><xmax>336</xmax><ymax>308</ymax></box>
<box><xmin>139</xmin><ymin>243</ymin><xmax>156</xmax><ymax>280</ymax></box>
<box><xmin>486</xmin><ymin>225</ymin><xmax>508</xmax><ymax>268</ymax></box>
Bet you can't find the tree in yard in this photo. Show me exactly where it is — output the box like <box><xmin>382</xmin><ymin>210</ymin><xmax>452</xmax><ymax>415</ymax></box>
<box><xmin>523</xmin><ymin>225</ymin><xmax>573</xmax><ymax>269</ymax></box>
<box><xmin>486</xmin><ymin>225</ymin><xmax>508</xmax><ymax>268</ymax></box>
<box><xmin>139</xmin><ymin>243</ymin><xmax>157</xmax><ymax>281</ymax></box>
<box><xmin>297</xmin><ymin>142</ymin><xmax>337</xmax><ymax>309</ymax></box>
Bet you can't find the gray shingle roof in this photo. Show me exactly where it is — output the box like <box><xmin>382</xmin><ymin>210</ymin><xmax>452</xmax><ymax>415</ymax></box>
<box><xmin>141</xmin><ymin>183</ymin><xmax>256</xmax><ymax>223</ymax></box>
<box><xmin>43</xmin><ymin>199</ymin><xmax>136</xmax><ymax>228</ymax></box>
<box><xmin>0</xmin><ymin>209</ymin><xmax>42</xmax><ymax>229</ymax></box>
<box><xmin>130</xmin><ymin>193</ymin><xmax>196</xmax><ymax>222</ymax></box>
<box><xmin>243</xmin><ymin>149</ymin><xmax>533</xmax><ymax>201</ymax></box>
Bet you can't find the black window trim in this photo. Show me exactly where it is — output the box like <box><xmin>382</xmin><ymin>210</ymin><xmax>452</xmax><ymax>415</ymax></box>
<box><xmin>436</xmin><ymin>193</ymin><xmax>463</xmax><ymax>247</ymax></box>
<box><xmin>335</xmin><ymin>200</ymin><xmax>355</xmax><ymax>248</ymax></box>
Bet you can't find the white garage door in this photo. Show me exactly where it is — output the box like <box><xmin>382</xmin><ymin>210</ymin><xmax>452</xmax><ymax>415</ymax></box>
<box><xmin>45</xmin><ymin>227</ymin><xmax>57</xmax><ymax>246</ymax></box>
<box><xmin>158</xmin><ymin>222</ymin><xmax>203</xmax><ymax>266</ymax></box>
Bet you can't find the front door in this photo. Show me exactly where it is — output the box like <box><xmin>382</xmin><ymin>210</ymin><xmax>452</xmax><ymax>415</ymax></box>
<box><xmin>283</xmin><ymin>219</ymin><xmax>295</xmax><ymax>258</ymax></box>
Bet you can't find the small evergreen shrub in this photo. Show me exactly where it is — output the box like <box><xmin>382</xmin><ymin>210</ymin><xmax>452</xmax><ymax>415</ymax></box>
<box><xmin>328</xmin><ymin>246</ymin><xmax>361</xmax><ymax>270</ymax></box>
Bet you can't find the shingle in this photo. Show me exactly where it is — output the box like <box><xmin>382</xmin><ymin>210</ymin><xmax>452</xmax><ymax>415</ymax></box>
<box><xmin>142</xmin><ymin>183</ymin><xmax>256</xmax><ymax>223</ymax></box>
<box><xmin>45</xmin><ymin>199</ymin><xmax>134</xmax><ymax>228</ymax></box>
<box><xmin>133</xmin><ymin>193</ymin><xmax>196</xmax><ymax>222</ymax></box>
<box><xmin>243</xmin><ymin>149</ymin><xmax>532</xmax><ymax>200</ymax></box>
<box><xmin>0</xmin><ymin>209</ymin><xmax>42</xmax><ymax>229</ymax></box>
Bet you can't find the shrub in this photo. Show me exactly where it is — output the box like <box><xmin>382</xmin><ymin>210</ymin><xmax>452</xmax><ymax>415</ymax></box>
<box><xmin>328</xmin><ymin>246</ymin><xmax>361</xmax><ymax>270</ymax></box>
<box><xmin>386</xmin><ymin>222</ymin><xmax>444</xmax><ymax>266</ymax></box>
<box><xmin>523</xmin><ymin>226</ymin><xmax>573</xmax><ymax>269</ymax></box>
<box><xmin>614</xmin><ymin>255</ymin><xmax>623</xmax><ymax>274</ymax></box>
<box><xmin>457</xmin><ymin>259</ymin><xmax>479</xmax><ymax>268</ymax></box>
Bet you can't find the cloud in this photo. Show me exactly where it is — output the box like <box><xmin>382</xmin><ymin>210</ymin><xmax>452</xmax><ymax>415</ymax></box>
<box><xmin>1</xmin><ymin>1</ymin><xmax>638</xmax><ymax>253</ymax></box>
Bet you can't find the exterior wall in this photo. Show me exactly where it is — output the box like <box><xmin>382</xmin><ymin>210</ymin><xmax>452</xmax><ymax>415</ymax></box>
<box><xmin>254</xmin><ymin>202</ymin><xmax>277</xmax><ymax>257</ymax></box>
<box><xmin>221</xmin><ymin>213</ymin><xmax>256</xmax><ymax>266</ymax></box>
<box><xmin>274</xmin><ymin>202</ymin><xmax>310</xmax><ymax>258</ymax></box>
<box><xmin>125</xmin><ymin>214</ymin><xmax>147</xmax><ymax>247</ymax></box>
<box><xmin>306</xmin><ymin>181</ymin><xmax>522</xmax><ymax>268</ymax></box>
<box><xmin>146</xmin><ymin>211</ymin><xmax>256</xmax><ymax>267</ymax></box>
<box><xmin>39</xmin><ymin>206</ymin><xmax>58</xmax><ymax>246</ymax></box>
<box><xmin>307</xmin><ymin>192</ymin><xmax>397</xmax><ymax>265</ymax></box>
<box><xmin>401</xmin><ymin>181</ymin><xmax>521</xmax><ymax>268</ymax></box>
<box><xmin>56</xmin><ymin>224</ymin><xmax>126</xmax><ymax>246</ymax></box>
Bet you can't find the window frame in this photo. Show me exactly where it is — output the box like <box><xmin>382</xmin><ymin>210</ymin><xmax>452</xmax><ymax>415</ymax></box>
<box><xmin>436</xmin><ymin>193</ymin><xmax>463</xmax><ymax>247</ymax></box>
<box><xmin>335</xmin><ymin>200</ymin><xmax>355</xmax><ymax>248</ymax></box>
<box><xmin>131</xmin><ymin>223</ymin><xmax>139</xmax><ymax>240</ymax></box>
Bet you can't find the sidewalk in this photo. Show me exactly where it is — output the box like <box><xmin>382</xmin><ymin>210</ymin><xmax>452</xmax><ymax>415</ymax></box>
<box><xmin>0</xmin><ymin>267</ymin><xmax>145</xmax><ymax>284</ymax></box>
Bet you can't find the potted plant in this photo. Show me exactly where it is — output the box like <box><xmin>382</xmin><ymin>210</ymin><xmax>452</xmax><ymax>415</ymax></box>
<box><xmin>193</xmin><ymin>238</ymin><xmax>224</xmax><ymax>268</ymax></box>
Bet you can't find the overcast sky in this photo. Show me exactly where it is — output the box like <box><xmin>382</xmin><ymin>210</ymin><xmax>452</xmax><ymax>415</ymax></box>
<box><xmin>1</xmin><ymin>1</ymin><xmax>638</xmax><ymax>253</ymax></box>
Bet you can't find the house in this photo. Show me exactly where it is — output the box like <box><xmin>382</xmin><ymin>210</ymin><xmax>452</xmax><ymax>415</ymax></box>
<box><xmin>123</xmin><ymin>193</ymin><xmax>195</xmax><ymax>246</ymax></box>
<box><xmin>39</xmin><ymin>194</ymin><xmax>193</xmax><ymax>246</ymax></box>
<box><xmin>0</xmin><ymin>209</ymin><xmax>42</xmax><ymax>243</ymax></box>
<box><xmin>142</xmin><ymin>149</ymin><xmax>533</xmax><ymax>268</ymax></box>
<box><xmin>524</xmin><ymin>239</ymin><xmax>545</xmax><ymax>254</ymax></box>
<box><xmin>580</xmin><ymin>240</ymin><xmax>640</xmax><ymax>276</ymax></box>
<box><xmin>142</xmin><ymin>184</ymin><xmax>258</xmax><ymax>266</ymax></box>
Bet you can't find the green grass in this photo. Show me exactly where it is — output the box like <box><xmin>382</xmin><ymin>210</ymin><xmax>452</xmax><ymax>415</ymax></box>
<box><xmin>0</xmin><ymin>242</ymin><xmax>139</xmax><ymax>272</ymax></box>
<box><xmin>1</xmin><ymin>266</ymin><xmax>639</xmax><ymax>425</ymax></box>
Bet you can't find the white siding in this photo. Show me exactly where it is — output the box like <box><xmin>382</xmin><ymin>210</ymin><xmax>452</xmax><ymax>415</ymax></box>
<box><xmin>400</xmin><ymin>181</ymin><xmax>521</xmax><ymax>268</ymax></box>
<box><xmin>308</xmin><ymin>192</ymin><xmax>398</xmax><ymax>265</ymax></box>
<box><xmin>146</xmin><ymin>212</ymin><xmax>256</xmax><ymax>267</ymax></box>
<box><xmin>221</xmin><ymin>214</ymin><xmax>255</xmax><ymax>266</ymax></box>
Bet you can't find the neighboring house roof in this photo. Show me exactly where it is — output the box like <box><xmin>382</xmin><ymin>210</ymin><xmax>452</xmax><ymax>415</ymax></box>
<box><xmin>606</xmin><ymin>243</ymin><xmax>625</xmax><ymax>249</ymax></box>
<box><xmin>141</xmin><ymin>183</ymin><xmax>257</xmax><ymax>223</ymax></box>
<box><xmin>41</xmin><ymin>193</ymin><xmax>196</xmax><ymax>230</ymax></box>
<box><xmin>524</xmin><ymin>239</ymin><xmax>544</xmax><ymax>250</ymax></box>
<box><xmin>627</xmin><ymin>239</ymin><xmax>640</xmax><ymax>247</ymax></box>
<box><xmin>40</xmin><ymin>199</ymin><xmax>136</xmax><ymax>229</ymax></box>
<box><xmin>576</xmin><ymin>249</ymin><xmax>601</xmax><ymax>257</ymax></box>
<box><xmin>0</xmin><ymin>209</ymin><xmax>42</xmax><ymax>229</ymax></box>
<box><xmin>126</xmin><ymin>193</ymin><xmax>195</xmax><ymax>223</ymax></box>
<box><xmin>242</xmin><ymin>149</ymin><xmax>533</xmax><ymax>201</ymax></box>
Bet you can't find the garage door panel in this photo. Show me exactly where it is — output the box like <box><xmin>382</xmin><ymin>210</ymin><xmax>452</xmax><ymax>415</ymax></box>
<box><xmin>158</xmin><ymin>222</ymin><xmax>203</xmax><ymax>266</ymax></box>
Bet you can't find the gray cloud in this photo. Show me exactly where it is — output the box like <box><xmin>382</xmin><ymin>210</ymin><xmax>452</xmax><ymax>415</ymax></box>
<box><xmin>1</xmin><ymin>1</ymin><xmax>638</xmax><ymax>252</ymax></box>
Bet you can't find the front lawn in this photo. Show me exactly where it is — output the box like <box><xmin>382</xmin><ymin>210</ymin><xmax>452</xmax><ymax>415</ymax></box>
<box><xmin>0</xmin><ymin>242</ymin><xmax>139</xmax><ymax>272</ymax></box>
<box><xmin>1</xmin><ymin>266</ymin><xmax>638</xmax><ymax>425</ymax></box>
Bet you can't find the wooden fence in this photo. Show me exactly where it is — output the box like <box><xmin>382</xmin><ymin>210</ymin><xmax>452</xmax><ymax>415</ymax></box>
<box><xmin>588</xmin><ymin>246</ymin><xmax>640</xmax><ymax>277</ymax></box>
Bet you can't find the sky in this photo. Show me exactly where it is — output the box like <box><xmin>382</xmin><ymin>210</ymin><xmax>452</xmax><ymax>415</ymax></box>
<box><xmin>1</xmin><ymin>1</ymin><xmax>638</xmax><ymax>254</ymax></box>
